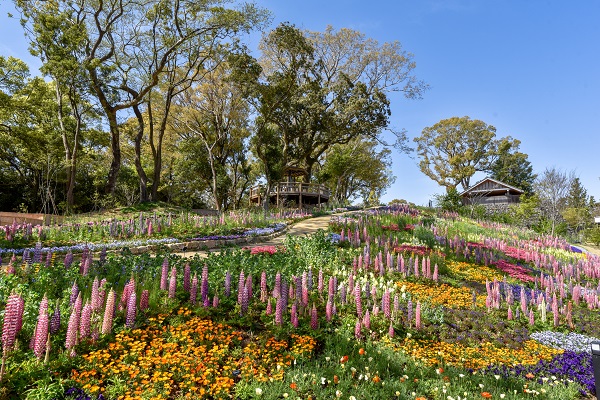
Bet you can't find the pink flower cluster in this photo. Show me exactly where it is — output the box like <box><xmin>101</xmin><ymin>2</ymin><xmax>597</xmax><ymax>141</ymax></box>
<box><xmin>494</xmin><ymin>259</ymin><xmax>535</xmax><ymax>282</ymax></box>
<box><xmin>249</xmin><ymin>245</ymin><xmax>278</xmax><ymax>255</ymax></box>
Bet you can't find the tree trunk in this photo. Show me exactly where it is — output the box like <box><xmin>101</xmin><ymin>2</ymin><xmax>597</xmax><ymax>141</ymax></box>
<box><xmin>132</xmin><ymin>104</ymin><xmax>149</xmax><ymax>203</ymax></box>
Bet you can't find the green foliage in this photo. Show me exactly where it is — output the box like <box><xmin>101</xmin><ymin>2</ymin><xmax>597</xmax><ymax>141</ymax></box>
<box><xmin>487</xmin><ymin>137</ymin><xmax>536</xmax><ymax>195</ymax></box>
<box><xmin>434</xmin><ymin>187</ymin><xmax>463</xmax><ymax>212</ymax></box>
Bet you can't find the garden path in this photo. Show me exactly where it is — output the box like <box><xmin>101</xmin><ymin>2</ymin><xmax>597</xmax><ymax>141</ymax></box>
<box><xmin>171</xmin><ymin>214</ymin><xmax>333</xmax><ymax>259</ymax></box>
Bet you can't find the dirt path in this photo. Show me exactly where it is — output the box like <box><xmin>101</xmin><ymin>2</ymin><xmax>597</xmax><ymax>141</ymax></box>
<box><xmin>170</xmin><ymin>214</ymin><xmax>333</xmax><ymax>259</ymax></box>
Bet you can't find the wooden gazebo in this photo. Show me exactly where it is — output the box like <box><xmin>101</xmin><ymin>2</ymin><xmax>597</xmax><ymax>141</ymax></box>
<box><xmin>249</xmin><ymin>167</ymin><xmax>330</xmax><ymax>208</ymax></box>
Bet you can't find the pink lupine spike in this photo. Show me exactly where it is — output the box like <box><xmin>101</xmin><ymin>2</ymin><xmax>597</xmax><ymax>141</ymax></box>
<box><xmin>168</xmin><ymin>266</ymin><xmax>177</xmax><ymax>299</ymax></box>
<box><xmin>2</xmin><ymin>293</ymin><xmax>24</xmax><ymax>357</ymax></box>
<box><xmin>160</xmin><ymin>257</ymin><xmax>169</xmax><ymax>290</ymax></box>
<box><xmin>101</xmin><ymin>289</ymin><xmax>116</xmax><ymax>335</ymax></box>
<box><xmin>65</xmin><ymin>293</ymin><xmax>82</xmax><ymax>356</ymax></box>
<box><xmin>125</xmin><ymin>292</ymin><xmax>137</xmax><ymax>328</ymax></box>
<box><xmin>139</xmin><ymin>290</ymin><xmax>149</xmax><ymax>311</ymax></box>
<box><xmin>183</xmin><ymin>263</ymin><xmax>191</xmax><ymax>293</ymax></box>
<box><xmin>190</xmin><ymin>274</ymin><xmax>198</xmax><ymax>305</ymax></box>
<box><xmin>310</xmin><ymin>304</ymin><xmax>318</xmax><ymax>330</ymax></box>
<box><xmin>79</xmin><ymin>302</ymin><xmax>92</xmax><ymax>339</ymax></box>
<box><xmin>91</xmin><ymin>278</ymin><xmax>100</xmax><ymax>312</ymax></box>
<box><xmin>33</xmin><ymin>296</ymin><xmax>49</xmax><ymax>361</ymax></box>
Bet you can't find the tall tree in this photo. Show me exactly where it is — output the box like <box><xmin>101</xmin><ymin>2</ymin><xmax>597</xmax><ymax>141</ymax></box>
<box><xmin>535</xmin><ymin>167</ymin><xmax>572</xmax><ymax>236</ymax></box>
<box><xmin>561</xmin><ymin>176</ymin><xmax>590</xmax><ymax>236</ymax></box>
<box><xmin>487</xmin><ymin>137</ymin><xmax>536</xmax><ymax>194</ymax></box>
<box><xmin>16</xmin><ymin>0</ymin><xmax>267</xmax><ymax>197</ymax></box>
<box><xmin>317</xmin><ymin>138</ymin><xmax>395</xmax><ymax>205</ymax></box>
<box><xmin>414</xmin><ymin>116</ymin><xmax>500</xmax><ymax>191</ymax></box>
<box><xmin>170</xmin><ymin>57</ymin><xmax>254</xmax><ymax>211</ymax></box>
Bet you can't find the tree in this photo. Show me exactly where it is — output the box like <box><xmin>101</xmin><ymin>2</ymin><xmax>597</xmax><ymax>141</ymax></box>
<box><xmin>561</xmin><ymin>177</ymin><xmax>590</xmax><ymax>237</ymax></box>
<box><xmin>170</xmin><ymin>57</ymin><xmax>254</xmax><ymax>211</ymax></box>
<box><xmin>16</xmin><ymin>0</ymin><xmax>267</xmax><ymax>197</ymax></box>
<box><xmin>487</xmin><ymin>137</ymin><xmax>536</xmax><ymax>194</ymax></box>
<box><xmin>317</xmin><ymin>138</ymin><xmax>395</xmax><ymax>205</ymax></box>
<box><xmin>235</xmin><ymin>23</ymin><xmax>425</xmax><ymax>186</ymax></box>
<box><xmin>534</xmin><ymin>167</ymin><xmax>572</xmax><ymax>236</ymax></box>
<box><xmin>414</xmin><ymin>116</ymin><xmax>499</xmax><ymax>191</ymax></box>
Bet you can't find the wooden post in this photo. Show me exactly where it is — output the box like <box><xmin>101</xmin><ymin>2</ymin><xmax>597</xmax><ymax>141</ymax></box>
<box><xmin>299</xmin><ymin>183</ymin><xmax>303</xmax><ymax>209</ymax></box>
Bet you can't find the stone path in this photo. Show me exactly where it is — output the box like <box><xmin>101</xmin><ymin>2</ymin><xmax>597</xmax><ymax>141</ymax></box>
<box><xmin>170</xmin><ymin>214</ymin><xmax>333</xmax><ymax>259</ymax></box>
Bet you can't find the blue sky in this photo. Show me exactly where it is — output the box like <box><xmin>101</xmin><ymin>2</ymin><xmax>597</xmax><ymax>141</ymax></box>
<box><xmin>2</xmin><ymin>0</ymin><xmax>599</xmax><ymax>206</ymax></box>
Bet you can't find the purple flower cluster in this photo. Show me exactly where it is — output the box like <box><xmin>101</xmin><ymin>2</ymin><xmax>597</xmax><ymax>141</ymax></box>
<box><xmin>485</xmin><ymin>351</ymin><xmax>595</xmax><ymax>395</ymax></box>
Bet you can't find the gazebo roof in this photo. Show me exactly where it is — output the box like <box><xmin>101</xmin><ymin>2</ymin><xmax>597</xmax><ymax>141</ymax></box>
<box><xmin>284</xmin><ymin>166</ymin><xmax>307</xmax><ymax>178</ymax></box>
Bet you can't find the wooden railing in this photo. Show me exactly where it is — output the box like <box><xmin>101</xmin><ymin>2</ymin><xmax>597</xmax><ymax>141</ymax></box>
<box><xmin>249</xmin><ymin>182</ymin><xmax>330</xmax><ymax>201</ymax></box>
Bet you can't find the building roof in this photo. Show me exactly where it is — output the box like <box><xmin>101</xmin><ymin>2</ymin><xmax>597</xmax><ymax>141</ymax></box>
<box><xmin>460</xmin><ymin>177</ymin><xmax>525</xmax><ymax>197</ymax></box>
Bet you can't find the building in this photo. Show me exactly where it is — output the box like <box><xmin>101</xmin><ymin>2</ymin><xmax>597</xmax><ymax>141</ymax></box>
<box><xmin>460</xmin><ymin>177</ymin><xmax>524</xmax><ymax>206</ymax></box>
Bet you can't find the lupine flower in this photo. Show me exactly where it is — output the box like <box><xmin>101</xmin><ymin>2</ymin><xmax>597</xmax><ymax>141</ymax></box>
<box><xmin>363</xmin><ymin>310</ymin><xmax>371</xmax><ymax>330</ymax></box>
<box><xmin>388</xmin><ymin>321</ymin><xmax>395</xmax><ymax>338</ymax></box>
<box><xmin>139</xmin><ymin>290</ymin><xmax>149</xmax><ymax>311</ymax></box>
<box><xmin>64</xmin><ymin>251</ymin><xmax>73</xmax><ymax>269</ymax></box>
<box><xmin>33</xmin><ymin>304</ymin><xmax>49</xmax><ymax>361</ymax></box>
<box><xmin>168</xmin><ymin>266</ymin><xmax>177</xmax><ymax>299</ymax></box>
<box><xmin>91</xmin><ymin>278</ymin><xmax>100</xmax><ymax>312</ymax></box>
<box><xmin>65</xmin><ymin>294</ymin><xmax>82</xmax><ymax>356</ymax></box>
<box><xmin>260</xmin><ymin>271</ymin><xmax>268</xmax><ymax>302</ymax></box>
<box><xmin>354</xmin><ymin>283</ymin><xmax>363</xmax><ymax>318</ymax></box>
<box><xmin>273</xmin><ymin>272</ymin><xmax>281</xmax><ymax>298</ymax></box>
<box><xmin>201</xmin><ymin>270</ymin><xmax>209</xmax><ymax>304</ymax></box>
<box><xmin>240</xmin><ymin>285</ymin><xmax>249</xmax><ymax>316</ymax></box>
<box><xmin>79</xmin><ymin>302</ymin><xmax>92</xmax><ymax>339</ymax></box>
<box><xmin>190</xmin><ymin>274</ymin><xmax>198</xmax><ymax>305</ymax></box>
<box><xmin>183</xmin><ymin>263</ymin><xmax>191</xmax><ymax>293</ymax></box>
<box><xmin>275</xmin><ymin>295</ymin><xmax>283</xmax><ymax>325</ymax></box>
<box><xmin>326</xmin><ymin>298</ymin><xmax>333</xmax><ymax>322</ymax></box>
<box><xmin>101</xmin><ymin>289</ymin><xmax>116</xmax><ymax>335</ymax></box>
<box><xmin>69</xmin><ymin>281</ymin><xmax>79</xmax><ymax>306</ymax></box>
<box><xmin>2</xmin><ymin>294</ymin><xmax>24</xmax><ymax>357</ymax></box>
<box><xmin>160</xmin><ymin>257</ymin><xmax>169</xmax><ymax>290</ymax></box>
<box><xmin>291</xmin><ymin>302</ymin><xmax>299</xmax><ymax>328</ymax></box>
<box><xmin>212</xmin><ymin>294</ymin><xmax>219</xmax><ymax>308</ymax></box>
<box><xmin>125</xmin><ymin>292</ymin><xmax>137</xmax><ymax>328</ymax></box>
<box><xmin>355</xmin><ymin>319</ymin><xmax>362</xmax><ymax>339</ymax></box>
<box><xmin>237</xmin><ymin>271</ymin><xmax>245</xmax><ymax>306</ymax></box>
<box><xmin>245</xmin><ymin>274</ymin><xmax>253</xmax><ymax>299</ymax></box>
<box><xmin>266</xmin><ymin>298</ymin><xmax>273</xmax><ymax>315</ymax></box>
<box><xmin>311</xmin><ymin>304</ymin><xmax>318</xmax><ymax>330</ymax></box>
<box><xmin>50</xmin><ymin>302</ymin><xmax>61</xmax><ymax>334</ymax></box>
<box><xmin>318</xmin><ymin>269</ymin><xmax>324</xmax><ymax>293</ymax></box>
<box><xmin>382</xmin><ymin>289</ymin><xmax>391</xmax><ymax>320</ymax></box>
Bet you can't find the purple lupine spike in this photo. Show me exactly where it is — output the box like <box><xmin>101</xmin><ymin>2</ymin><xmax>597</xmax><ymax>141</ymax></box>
<box><xmin>340</xmin><ymin>284</ymin><xmax>347</xmax><ymax>305</ymax></box>
<box><xmin>281</xmin><ymin>279</ymin><xmax>289</xmax><ymax>311</ymax></box>
<box><xmin>168</xmin><ymin>266</ymin><xmax>177</xmax><ymax>299</ymax></box>
<box><xmin>190</xmin><ymin>274</ymin><xmax>198</xmax><ymax>305</ymax></box>
<box><xmin>307</xmin><ymin>268</ymin><xmax>313</xmax><ymax>291</ymax></box>
<box><xmin>354</xmin><ymin>283</ymin><xmax>363</xmax><ymax>318</ymax></box>
<box><xmin>91</xmin><ymin>278</ymin><xmax>100</xmax><ymax>312</ymax></box>
<box><xmin>529</xmin><ymin>309</ymin><xmax>535</xmax><ymax>325</ymax></box>
<box><xmin>33</xmin><ymin>302</ymin><xmax>49</xmax><ymax>360</ymax></box>
<box><xmin>328</xmin><ymin>276</ymin><xmax>335</xmax><ymax>300</ymax></box>
<box><xmin>139</xmin><ymin>290</ymin><xmax>149</xmax><ymax>311</ymax></box>
<box><xmin>99</xmin><ymin>247</ymin><xmax>107</xmax><ymax>264</ymax></box>
<box><xmin>266</xmin><ymin>298</ymin><xmax>273</xmax><ymax>315</ymax></box>
<box><xmin>81</xmin><ymin>255</ymin><xmax>90</xmax><ymax>276</ymax></box>
<box><xmin>120</xmin><ymin>278</ymin><xmax>135</xmax><ymax>310</ymax></box>
<box><xmin>237</xmin><ymin>271</ymin><xmax>245</xmax><ymax>306</ymax></box>
<box><xmin>388</xmin><ymin>321</ymin><xmax>395</xmax><ymax>338</ymax></box>
<box><xmin>69</xmin><ymin>281</ymin><xmax>79</xmax><ymax>306</ymax></box>
<box><xmin>273</xmin><ymin>272</ymin><xmax>281</xmax><ymax>298</ymax></box>
<box><xmin>291</xmin><ymin>302</ymin><xmax>298</xmax><ymax>328</ymax></box>
<box><xmin>64</xmin><ymin>251</ymin><xmax>73</xmax><ymax>269</ymax></box>
<box><xmin>101</xmin><ymin>289</ymin><xmax>116</xmax><ymax>335</ymax></box>
<box><xmin>50</xmin><ymin>302</ymin><xmax>61</xmax><ymax>334</ymax></box>
<box><xmin>260</xmin><ymin>271</ymin><xmax>268</xmax><ymax>302</ymax></box>
<box><xmin>79</xmin><ymin>302</ymin><xmax>92</xmax><ymax>339</ymax></box>
<box><xmin>125</xmin><ymin>292</ymin><xmax>137</xmax><ymax>328</ymax></box>
<box><xmin>295</xmin><ymin>275</ymin><xmax>302</xmax><ymax>301</ymax></box>
<box><xmin>45</xmin><ymin>251</ymin><xmax>52</xmax><ymax>268</ymax></box>
<box><xmin>212</xmin><ymin>294</ymin><xmax>219</xmax><ymax>308</ymax></box>
<box><xmin>317</xmin><ymin>269</ymin><xmax>324</xmax><ymax>293</ymax></box>
<box><xmin>33</xmin><ymin>241</ymin><xmax>42</xmax><ymax>263</ymax></box>
<box><xmin>160</xmin><ymin>257</ymin><xmax>169</xmax><ymax>290</ymax></box>
<box><xmin>183</xmin><ymin>263</ymin><xmax>191</xmax><ymax>293</ymax></box>
<box><xmin>246</xmin><ymin>274</ymin><xmax>253</xmax><ymax>299</ymax></box>
<box><xmin>65</xmin><ymin>293</ymin><xmax>82</xmax><ymax>356</ymax></box>
<box><xmin>224</xmin><ymin>270</ymin><xmax>232</xmax><ymax>297</ymax></box>
<box><xmin>311</xmin><ymin>304</ymin><xmax>318</xmax><ymax>330</ymax></box>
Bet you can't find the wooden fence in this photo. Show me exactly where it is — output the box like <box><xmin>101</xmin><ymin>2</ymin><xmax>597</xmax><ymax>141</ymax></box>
<box><xmin>0</xmin><ymin>212</ymin><xmax>63</xmax><ymax>226</ymax></box>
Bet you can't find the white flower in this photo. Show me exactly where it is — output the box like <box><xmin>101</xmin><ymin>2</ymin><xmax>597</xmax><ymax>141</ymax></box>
<box><xmin>500</xmin><ymin>394</ymin><xmax>505</xmax><ymax>399</ymax></box>
<box><xmin>255</xmin><ymin>388</ymin><xmax>263</xmax><ymax>396</ymax></box>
